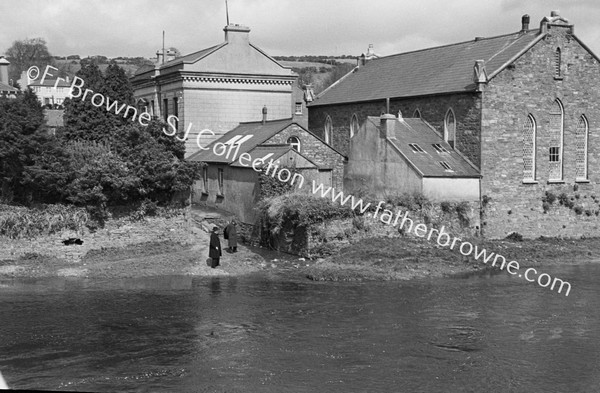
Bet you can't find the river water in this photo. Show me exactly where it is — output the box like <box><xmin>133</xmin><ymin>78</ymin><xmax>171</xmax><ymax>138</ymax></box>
<box><xmin>0</xmin><ymin>263</ymin><xmax>598</xmax><ymax>392</ymax></box>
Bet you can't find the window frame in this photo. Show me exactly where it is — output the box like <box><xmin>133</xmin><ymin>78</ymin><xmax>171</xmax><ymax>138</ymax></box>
<box><xmin>444</xmin><ymin>108</ymin><xmax>456</xmax><ymax>148</ymax></box>
<box><xmin>548</xmin><ymin>99</ymin><xmax>564</xmax><ymax>182</ymax></box>
<box><xmin>350</xmin><ymin>114</ymin><xmax>359</xmax><ymax>138</ymax></box>
<box><xmin>576</xmin><ymin>115</ymin><xmax>589</xmax><ymax>181</ymax></box>
<box><xmin>324</xmin><ymin>115</ymin><xmax>332</xmax><ymax>144</ymax></box>
<box><xmin>217</xmin><ymin>168</ymin><xmax>224</xmax><ymax>196</ymax></box>
<box><xmin>522</xmin><ymin>114</ymin><xmax>537</xmax><ymax>183</ymax></box>
<box><xmin>287</xmin><ymin>136</ymin><xmax>301</xmax><ymax>152</ymax></box>
<box><xmin>408</xmin><ymin>143</ymin><xmax>425</xmax><ymax>153</ymax></box>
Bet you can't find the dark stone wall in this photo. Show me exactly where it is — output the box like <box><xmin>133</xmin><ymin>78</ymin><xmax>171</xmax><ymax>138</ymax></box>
<box><xmin>266</xmin><ymin>124</ymin><xmax>346</xmax><ymax>189</ymax></box>
<box><xmin>308</xmin><ymin>93</ymin><xmax>482</xmax><ymax>167</ymax></box>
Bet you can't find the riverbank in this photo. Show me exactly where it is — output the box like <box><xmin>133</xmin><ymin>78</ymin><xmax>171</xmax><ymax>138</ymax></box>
<box><xmin>305</xmin><ymin>236</ymin><xmax>600</xmax><ymax>281</ymax></box>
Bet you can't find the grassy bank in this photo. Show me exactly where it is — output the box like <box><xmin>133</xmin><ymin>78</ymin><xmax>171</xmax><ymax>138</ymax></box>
<box><xmin>305</xmin><ymin>236</ymin><xmax>600</xmax><ymax>281</ymax></box>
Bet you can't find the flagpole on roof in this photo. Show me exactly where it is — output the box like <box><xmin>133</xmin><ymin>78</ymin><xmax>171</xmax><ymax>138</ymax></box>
<box><xmin>226</xmin><ymin>0</ymin><xmax>230</xmax><ymax>25</ymax></box>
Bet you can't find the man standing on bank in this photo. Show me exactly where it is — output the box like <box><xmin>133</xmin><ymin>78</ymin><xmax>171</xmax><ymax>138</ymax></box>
<box><xmin>224</xmin><ymin>218</ymin><xmax>238</xmax><ymax>253</ymax></box>
<box><xmin>209</xmin><ymin>226</ymin><xmax>221</xmax><ymax>268</ymax></box>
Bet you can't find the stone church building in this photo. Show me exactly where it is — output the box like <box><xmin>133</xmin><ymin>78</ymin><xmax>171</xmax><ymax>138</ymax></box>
<box><xmin>308</xmin><ymin>11</ymin><xmax>600</xmax><ymax>238</ymax></box>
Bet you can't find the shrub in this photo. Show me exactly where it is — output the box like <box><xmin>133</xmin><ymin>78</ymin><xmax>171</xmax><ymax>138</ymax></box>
<box><xmin>440</xmin><ymin>201</ymin><xmax>452</xmax><ymax>213</ymax></box>
<box><xmin>0</xmin><ymin>204</ymin><xmax>90</xmax><ymax>239</ymax></box>
<box><xmin>574</xmin><ymin>206</ymin><xmax>583</xmax><ymax>215</ymax></box>
<box><xmin>455</xmin><ymin>202</ymin><xmax>471</xmax><ymax>226</ymax></box>
<box><xmin>506</xmin><ymin>232</ymin><xmax>523</xmax><ymax>242</ymax></box>
<box><xmin>543</xmin><ymin>191</ymin><xmax>557</xmax><ymax>205</ymax></box>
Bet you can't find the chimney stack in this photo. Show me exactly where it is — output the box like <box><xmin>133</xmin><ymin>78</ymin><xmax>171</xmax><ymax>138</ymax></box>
<box><xmin>380</xmin><ymin>113</ymin><xmax>396</xmax><ymax>140</ymax></box>
<box><xmin>224</xmin><ymin>24</ymin><xmax>251</xmax><ymax>45</ymax></box>
<box><xmin>262</xmin><ymin>105</ymin><xmax>267</xmax><ymax>124</ymax></box>
<box><xmin>0</xmin><ymin>57</ymin><xmax>9</xmax><ymax>86</ymax></box>
<box><xmin>521</xmin><ymin>14</ymin><xmax>530</xmax><ymax>31</ymax></box>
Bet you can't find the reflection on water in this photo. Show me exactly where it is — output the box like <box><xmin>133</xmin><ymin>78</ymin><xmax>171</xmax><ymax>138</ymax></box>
<box><xmin>0</xmin><ymin>263</ymin><xmax>599</xmax><ymax>392</ymax></box>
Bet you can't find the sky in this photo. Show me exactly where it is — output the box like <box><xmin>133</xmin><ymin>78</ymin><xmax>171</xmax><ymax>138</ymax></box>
<box><xmin>2</xmin><ymin>0</ymin><xmax>600</xmax><ymax>59</ymax></box>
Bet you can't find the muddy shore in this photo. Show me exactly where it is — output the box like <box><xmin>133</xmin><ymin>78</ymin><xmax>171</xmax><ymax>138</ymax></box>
<box><xmin>1</xmin><ymin>231</ymin><xmax>599</xmax><ymax>282</ymax></box>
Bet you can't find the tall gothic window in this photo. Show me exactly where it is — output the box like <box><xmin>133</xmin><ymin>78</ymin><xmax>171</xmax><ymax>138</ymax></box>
<box><xmin>444</xmin><ymin>109</ymin><xmax>456</xmax><ymax>148</ymax></box>
<box><xmin>576</xmin><ymin>115</ymin><xmax>589</xmax><ymax>180</ymax></box>
<box><xmin>324</xmin><ymin>115</ymin><xmax>332</xmax><ymax>144</ymax></box>
<box><xmin>555</xmin><ymin>48</ymin><xmax>562</xmax><ymax>78</ymax></box>
<box><xmin>523</xmin><ymin>114</ymin><xmax>536</xmax><ymax>181</ymax></box>
<box><xmin>350</xmin><ymin>114</ymin><xmax>359</xmax><ymax>138</ymax></box>
<box><xmin>548</xmin><ymin>99</ymin><xmax>564</xmax><ymax>181</ymax></box>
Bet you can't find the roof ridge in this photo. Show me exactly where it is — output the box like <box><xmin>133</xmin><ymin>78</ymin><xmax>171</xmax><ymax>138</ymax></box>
<box><xmin>375</xmin><ymin>30</ymin><xmax>533</xmax><ymax>61</ymax></box>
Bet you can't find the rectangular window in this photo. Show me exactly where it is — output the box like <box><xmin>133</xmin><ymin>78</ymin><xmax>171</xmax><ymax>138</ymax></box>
<box><xmin>150</xmin><ymin>100</ymin><xmax>155</xmax><ymax>116</ymax></box>
<box><xmin>217</xmin><ymin>168</ymin><xmax>224</xmax><ymax>196</ymax></box>
<box><xmin>432</xmin><ymin>143</ymin><xmax>449</xmax><ymax>153</ymax></box>
<box><xmin>202</xmin><ymin>167</ymin><xmax>208</xmax><ymax>193</ymax></box>
<box><xmin>549</xmin><ymin>146</ymin><xmax>560</xmax><ymax>162</ymax></box>
<box><xmin>295</xmin><ymin>102</ymin><xmax>303</xmax><ymax>114</ymax></box>
<box><xmin>163</xmin><ymin>98</ymin><xmax>169</xmax><ymax>122</ymax></box>
<box><xmin>173</xmin><ymin>97</ymin><xmax>179</xmax><ymax>130</ymax></box>
<box><xmin>408</xmin><ymin>143</ymin><xmax>425</xmax><ymax>153</ymax></box>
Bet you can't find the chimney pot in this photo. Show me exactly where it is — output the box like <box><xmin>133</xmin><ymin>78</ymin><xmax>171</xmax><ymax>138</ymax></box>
<box><xmin>551</xmin><ymin>10</ymin><xmax>560</xmax><ymax>17</ymax></box>
<box><xmin>380</xmin><ymin>113</ymin><xmax>396</xmax><ymax>139</ymax></box>
<box><xmin>521</xmin><ymin>14</ymin><xmax>530</xmax><ymax>31</ymax></box>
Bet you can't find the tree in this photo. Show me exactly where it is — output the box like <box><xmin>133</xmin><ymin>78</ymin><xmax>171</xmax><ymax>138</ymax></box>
<box><xmin>0</xmin><ymin>89</ymin><xmax>46</xmax><ymax>203</ymax></box>
<box><xmin>5</xmin><ymin>38</ymin><xmax>54</xmax><ymax>82</ymax></box>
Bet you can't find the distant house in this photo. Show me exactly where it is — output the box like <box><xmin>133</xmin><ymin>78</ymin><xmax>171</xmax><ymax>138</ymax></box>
<box><xmin>346</xmin><ymin>114</ymin><xmax>480</xmax><ymax>201</ymax></box>
<box><xmin>18</xmin><ymin>71</ymin><xmax>72</xmax><ymax>107</ymax></box>
<box><xmin>308</xmin><ymin>11</ymin><xmax>600</xmax><ymax>238</ymax></box>
<box><xmin>131</xmin><ymin>24</ymin><xmax>304</xmax><ymax>157</ymax></box>
<box><xmin>0</xmin><ymin>57</ymin><xmax>17</xmax><ymax>98</ymax></box>
<box><xmin>188</xmin><ymin>115</ymin><xmax>346</xmax><ymax>223</ymax></box>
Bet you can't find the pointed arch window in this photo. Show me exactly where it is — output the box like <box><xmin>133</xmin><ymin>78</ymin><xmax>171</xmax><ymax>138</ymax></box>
<box><xmin>350</xmin><ymin>114</ymin><xmax>359</xmax><ymax>138</ymax></box>
<box><xmin>287</xmin><ymin>136</ymin><xmax>301</xmax><ymax>152</ymax></box>
<box><xmin>554</xmin><ymin>48</ymin><xmax>562</xmax><ymax>79</ymax></box>
<box><xmin>548</xmin><ymin>99</ymin><xmax>564</xmax><ymax>181</ymax></box>
<box><xmin>576</xmin><ymin>115</ymin><xmax>589</xmax><ymax>180</ymax></box>
<box><xmin>522</xmin><ymin>114</ymin><xmax>536</xmax><ymax>181</ymax></box>
<box><xmin>413</xmin><ymin>109</ymin><xmax>421</xmax><ymax>118</ymax></box>
<box><xmin>324</xmin><ymin>115</ymin><xmax>332</xmax><ymax>144</ymax></box>
<box><xmin>444</xmin><ymin>109</ymin><xmax>456</xmax><ymax>148</ymax></box>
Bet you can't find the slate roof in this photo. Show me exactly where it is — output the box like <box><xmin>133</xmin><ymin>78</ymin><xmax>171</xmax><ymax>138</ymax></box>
<box><xmin>187</xmin><ymin>118</ymin><xmax>295</xmax><ymax>163</ymax></box>
<box><xmin>310</xmin><ymin>29</ymin><xmax>542</xmax><ymax>106</ymax></box>
<box><xmin>28</xmin><ymin>78</ymin><xmax>71</xmax><ymax>87</ymax></box>
<box><xmin>0</xmin><ymin>82</ymin><xmax>17</xmax><ymax>93</ymax></box>
<box><xmin>367</xmin><ymin>116</ymin><xmax>480</xmax><ymax>178</ymax></box>
<box><xmin>230</xmin><ymin>144</ymin><xmax>318</xmax><ymax>169</ymax></box>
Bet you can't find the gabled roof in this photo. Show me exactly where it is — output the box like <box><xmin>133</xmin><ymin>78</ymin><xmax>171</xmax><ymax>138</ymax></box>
<box><xmin>230</xmin><ymin>144</ymin><xmax>318</xmax><ymax>169</ymax></box>
<box><xmin>310</xmin><ymin>29</ymin><xmax>542</xmax><ymax>106</ymax></box>
<box><xmin>28</xmin><ymin>78</ymin><xmax>71</xmax><ymax>87</ymax></box>
<box><xmin>187</xmin><ymin>118</ymin><xmax>300</xmax><ymax>163</ymax></box>
<box><xmin>366</xmin><ymin>116</ymin><xmax>480</xmax><ymax>178</ymax></box>
<box><xmin>0</xmin><ymin>82</ymin><xmax>17</xmax><ymax>93</ymax></box>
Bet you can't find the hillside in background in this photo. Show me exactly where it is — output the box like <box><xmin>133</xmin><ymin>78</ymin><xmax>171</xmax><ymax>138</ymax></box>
<box><xmin>275</xmin><ymin>56</ymin><xmax>358</xmax><ymax>94</ymax></box>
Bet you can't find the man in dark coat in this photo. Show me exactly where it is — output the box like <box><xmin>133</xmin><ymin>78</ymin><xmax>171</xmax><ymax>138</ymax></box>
<box><xmin>209</xmin><ymin>226</ymin><xmax>221</xmax><ymax>268</ymax></box>
<box><xmin>225</xmin><ymin>219</ymin><xmax>238</xmax><ymax>253</ymax></box>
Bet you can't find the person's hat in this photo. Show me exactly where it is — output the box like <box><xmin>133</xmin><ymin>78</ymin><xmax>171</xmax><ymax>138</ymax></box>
<box><xmin>212</xmin><ymin>226</ymin><xmax>219</xmax><ymax>231</ymax></box>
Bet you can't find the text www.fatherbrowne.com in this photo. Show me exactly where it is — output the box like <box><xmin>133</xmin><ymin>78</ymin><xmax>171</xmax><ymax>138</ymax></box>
<box><xmin>233</xmin><ymin>152</ymin><xmax>571</xmax><ymax>296</ymax></box>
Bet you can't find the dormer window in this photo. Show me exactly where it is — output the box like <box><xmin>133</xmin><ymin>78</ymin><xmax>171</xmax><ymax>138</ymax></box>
<box><xmin>408</xmin><ymin>143</ymin><xmax>425</xmax><ymax>153</ymax></box>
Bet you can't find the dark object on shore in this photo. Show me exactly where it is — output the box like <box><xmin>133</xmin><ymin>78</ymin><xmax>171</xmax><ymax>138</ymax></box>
<box><xmin>505</xmin><ymin>232</ymin><xmax>523</xmax><ymax>242</ymax></box>
<box><xmin>62</xmin><ymin>238</ymin><xmax>83</xmax><ymax>245</ymax></box>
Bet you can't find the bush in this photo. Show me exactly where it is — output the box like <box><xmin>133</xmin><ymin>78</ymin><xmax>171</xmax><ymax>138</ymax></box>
<box><xmin>0</xmin><ymin>204</ymin><xmax>89</xmax><ymax>239</ymax></box>
<box><xmin>257</xmin><ymin>194</ymin><xmax>353</xmax><ymax>237</ymax></box>
<box><xmin>506</xmin><ymin>232</ymin><xmax>523</xmax><ymax>242</ymax></box>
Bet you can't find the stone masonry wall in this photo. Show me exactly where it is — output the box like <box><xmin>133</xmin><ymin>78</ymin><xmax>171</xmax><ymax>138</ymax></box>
<box><xmin>0</xmin><ymin>212</ymin><xmax>196</xmax><ymax>263</ymax></box>
<box><xmin>481</xmin><ymin>24</ymin><xmax>600</xmax><ymax>238</ymax></box>
<box><xmin>308</xmin><ymin>93</ymin><xmax>482</xmax><ymax>166</ymax></box>
<box><xmin>266</xmin><ymin>124</ymin><xmax>346</xmax><ymax>189</ymax></box>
